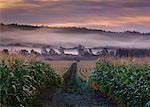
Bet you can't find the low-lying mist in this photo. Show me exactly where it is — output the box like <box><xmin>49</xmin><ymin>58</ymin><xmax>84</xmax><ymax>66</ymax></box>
<box><xmin>1</xmin><ymin>28</ymin><xmax>150</xmax><ymax>49</ymax></box>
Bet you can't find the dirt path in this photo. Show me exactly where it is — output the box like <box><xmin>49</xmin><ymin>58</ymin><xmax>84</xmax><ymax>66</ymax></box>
<box><xmin>39</xmin><ymin>88</ymin><xmax>115</xmax><ymax>107</ymax></box>
<box><xmin>39</xmin><ymin>63</ymin><xmax>115</xmax><ymax>107</ymax></box>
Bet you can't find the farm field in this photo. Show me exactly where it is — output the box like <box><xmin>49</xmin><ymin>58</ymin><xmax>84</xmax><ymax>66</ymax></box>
<box><xmin>1</xmin><ymin>1</ymin><xmax>150</xmax><ymax>106</ymax></box>
<box><xmin>88</xmin><ymin>60</ymin><xmax>150</xmax><ymax>107</ymax></box>
<box><xmin>102</xmin><ymin>57</ymin><xmax>150</xmax><ymax>65</ymax></box>
<box><xmin>1</xmin><ymin>53</ymin><xmax>150</xmax><ymax>107</ymax></box>
<box><xmin>48</xmin><ymin>60</ymin><xmax>75</xmax><ymax>76</ymax></box>
<box><xmin>48</xmin><ymin>60</ymin><xmax>97</xmax><ymax>82</ymax></box>
<box><xmin>0</xmin><ymin>54</ymin><xmax>61</xmax><ymax>107</ymax></box>
<box><xmin>76</xmin><ymin>57</ymin><xmax>150</xmax><ymax>81</ymax></box>
<box><xmin>77</xmin><ymin>60</ymin><xmax>96</xmax><ymax>81</ymax></box>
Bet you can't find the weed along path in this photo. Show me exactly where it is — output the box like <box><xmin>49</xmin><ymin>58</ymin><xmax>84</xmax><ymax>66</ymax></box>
<box><xmin>39</xmin><ymin>63</ymin><xmax>115</xmax><ymax>107</ymax></box>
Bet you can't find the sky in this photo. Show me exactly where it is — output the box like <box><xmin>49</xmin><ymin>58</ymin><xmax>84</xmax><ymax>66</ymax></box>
<box><xmin>0</xmin><ymin>0</ymin><xmax>150</xmax><ymax>32</ymax></box>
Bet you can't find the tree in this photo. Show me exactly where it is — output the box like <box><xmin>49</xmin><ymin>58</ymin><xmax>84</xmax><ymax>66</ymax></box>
<box><xmin>2</xmin><ymin>49</ymin><xmax>9</xmax><ymax>55</ymax></box>
<box><xmin>101</xmin><ymin>48</ymin><xmax>109</xmax><ymax>56</ymax></box>
<box><xmin>77</xmin><ymin>45</ymin><xmax>85</xmax><ymax>56</ymax></box>
<box><xmin>58</xmin><ymin>46</ymin><xmax>65</xmax><ymax>55</ymax></box>
<box><xmin>41</xmin><ymin>47</ymin><xmax>48</xmax><ymax>55</ymax></box>
<box><xmin>49</xmin><ymin>48</ymin><xmax>58</xmax><ymax>55</ymax></box>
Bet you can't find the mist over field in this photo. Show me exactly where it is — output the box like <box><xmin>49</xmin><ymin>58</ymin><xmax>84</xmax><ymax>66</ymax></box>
<box><xmin>1</xmin><ymin>28</ymin><xmax>150</xmax><ymax>49</ymax></box>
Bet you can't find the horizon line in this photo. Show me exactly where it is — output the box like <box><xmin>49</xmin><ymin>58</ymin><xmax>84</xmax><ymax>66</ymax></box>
<box><xmin>1</xmin><ymin>22</ymin><xmax>150</xmax><ymax>34</ymax></box>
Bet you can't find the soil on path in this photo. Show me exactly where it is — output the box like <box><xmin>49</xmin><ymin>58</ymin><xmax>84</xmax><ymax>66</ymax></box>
<box><xmin>39</xmin><ymin>88</ymin><xmax>115</xmax><ymax>107</ymax></box>
<box><xmin>39</xmin><ymin>63</ymin><xmax>115</xmax><ymax>107</ymax></box>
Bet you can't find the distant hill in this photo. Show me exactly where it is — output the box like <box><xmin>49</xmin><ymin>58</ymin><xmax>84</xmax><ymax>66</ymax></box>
<box><xmin>1</xmin><ymin>23</ymin><xmax>150</xmax><ymax>49</ymax></box>
<box><xmin>0</xmin><ymin>23</ymin><xmax>149</xmax><ymax>35</ymax></box>
<box><xmin>0</xmin><ymin>23</ymin><xmax>41</xmax><ymax>31</ymax></box>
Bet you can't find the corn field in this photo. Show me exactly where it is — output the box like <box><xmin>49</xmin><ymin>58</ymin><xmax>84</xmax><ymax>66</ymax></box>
<box><xmin>1</xmin><ymin>53</ymin><xmax>150</xmax><ymax>107</ymax></box>
<box><xmin>0</xmin><ymin>59</ymin><xmax>61</xmax><ymax>106</ymax></box>
<box><xmin>77</xmin><ymin>60</ymin><xmax>96</xmax><ymax>81</ymax></box>
<box><xmin>48</xmin><ymin>60</ymin><xmax>74</xmax><ymax>77</ymax></box>
<box><xmin>88</xmin><ymin>60</ymin><xmax>150</xmax><ymax>107</ymax></box>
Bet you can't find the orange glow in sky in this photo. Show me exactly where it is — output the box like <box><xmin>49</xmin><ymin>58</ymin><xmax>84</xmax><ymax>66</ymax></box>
<box><xmin>0</xmin><ymin>0</ymin><xmax>150</xmax><ymax>32</ymax></box>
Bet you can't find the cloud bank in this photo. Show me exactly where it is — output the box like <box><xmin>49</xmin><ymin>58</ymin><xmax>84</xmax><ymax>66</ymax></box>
<box><xmin>0</xmin><ymin>0</ymin><xmax>150</xmax><ymax>32</ymax></box>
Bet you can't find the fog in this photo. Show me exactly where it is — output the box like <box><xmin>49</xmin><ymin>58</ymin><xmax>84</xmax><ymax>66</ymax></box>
<box><xmin>0</xmin><ymin>28</ymin><xmax>150</xmax><ymax>49</ymax></box>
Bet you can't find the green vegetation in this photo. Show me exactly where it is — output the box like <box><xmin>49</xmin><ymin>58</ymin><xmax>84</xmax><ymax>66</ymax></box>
<box><xmin>1</xmin><ymin>56</ymin><xmax>149</xmax><ymax>107</ymax></box>
<box><xmin>88</xmin><ymin>60</ymin><xmax>150</xmax><ymax>107</ymax></box>
<box><xmin>0</xmin><ymin>59</ymin><xmax>61</xmax><ymax>107</ymax></box>
<box><xmin>62</xmin><ymin>63</ymin><xmax>87</xmax><ymax>91</ymax></box>
<box><xmin>62</xmin><ymin>63</ymin><xmax>77</xmax><ymax>88</ymax></box>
